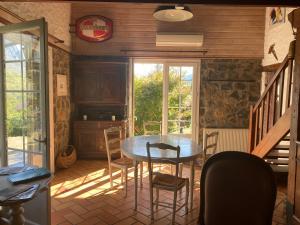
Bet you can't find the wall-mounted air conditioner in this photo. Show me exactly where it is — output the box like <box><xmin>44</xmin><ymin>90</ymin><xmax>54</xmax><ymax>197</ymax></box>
<box><xmin>156</xmin><ymin>33</ymin><xmax>204</xmax><ymax>47</ymax></box>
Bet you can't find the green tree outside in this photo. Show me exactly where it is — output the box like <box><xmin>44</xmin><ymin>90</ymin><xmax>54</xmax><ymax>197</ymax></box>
<box><xmin>134</xmin><ymin>65</ymin><xmax>192</xmax><ymax>136</ymax></box>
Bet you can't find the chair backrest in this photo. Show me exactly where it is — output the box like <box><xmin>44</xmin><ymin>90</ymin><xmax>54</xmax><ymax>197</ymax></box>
<box><xmin>146</xmin><ymin>142</ymin><xmax>180</xmax><ymax>179</ymax></box>
<box><xmin>104</xmin><ymin>126</ymin><xmax>122</xmax><ymax>162</ymax></box>
<box><xmin>143</xmin><ymin>121</ymin><xmax>162</xmax><ymax>135</ymax></box>
<box><xmin>199</xmin><ymin>151</ymin><xmax>276</xmax><ymax>225</ymax></box>
<box><xmin>203</xmin><ymin>131</ymin><xmax>219</xmax><ymax>162</ymax></box>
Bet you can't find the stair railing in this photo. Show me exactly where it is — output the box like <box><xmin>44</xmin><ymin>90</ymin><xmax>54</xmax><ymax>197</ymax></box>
<box><xmin>248</xmin><ymin>41</ymin><xmax>295</xmax><ymax>153</ymax></box>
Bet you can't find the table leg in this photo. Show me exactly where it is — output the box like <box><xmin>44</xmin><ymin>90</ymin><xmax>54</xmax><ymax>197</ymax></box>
<box><xmin>134</xmin><ymin>160</ymin><xmax>138</xmax><ymax>211</ymax></box>
<box><xmin>9</xmin><ymin>204</ymin><xmax>25</xmax><ymax>225</ymax></box>
<box><xmin>189</xmin><ymin>160</ymin><xmax>195</xmax><ymax>210</ymax></box>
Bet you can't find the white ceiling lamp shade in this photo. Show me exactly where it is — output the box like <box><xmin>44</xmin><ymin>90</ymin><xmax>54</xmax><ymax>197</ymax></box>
<box><xmin>153</xmin><ymin>5</ymin><xmax>193</xmax><ymax>22</ymax></box>
<box><xmin>156</xmin><ymin>33</ymin><xmax>204</xmax><ymax>47</ymax></box>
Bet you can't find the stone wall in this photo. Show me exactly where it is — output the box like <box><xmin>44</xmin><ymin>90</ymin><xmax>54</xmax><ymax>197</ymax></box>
<box><xmin>199</xmin><ymin>59</ymin><xmax>261</xmax><ymax>142</ymax></box>
<box><xmin>52</xmin><ymin>48</ymin><xmax>71</xmax><ymax>157</ymax></box>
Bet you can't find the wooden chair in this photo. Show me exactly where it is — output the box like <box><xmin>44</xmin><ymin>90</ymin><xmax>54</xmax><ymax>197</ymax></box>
<box><xmin>202</xmin><ymin>131</ymin><xmax>219</xmax><ymax>163</ymax></box>
<box><xmin>143</xmin><ymin>121</ymin><xmax>164</xmax><ymax>172</ymax></box>
<box><xmin>104</xmin><ymin>126</ymin><xmax>133</xmax><ymax>197</ymax></box>
<box><xmin>199</xmin><ymin>151</ymin><xmax>276</xmax><ymax>225</ymax></box>
<box><xmin>179</xmin><ymin>131</ymin><xmax>219</xmax><ymax>177</ymax></box>
<box><xmin>143</xmin><ymin>121</ymin><xmax>162</xmax><ymax>135</ymax></box>
<box><xmin>146</xmin><ymin>142</ymin><xmax>189</xmax><ymax>225</ymax></box>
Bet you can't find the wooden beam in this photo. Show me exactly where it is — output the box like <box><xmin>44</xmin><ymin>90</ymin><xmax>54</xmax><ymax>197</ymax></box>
<box><xmin>0</xmin><ymin>0</ymin><xmax>299</xmax><ymax>6</ymax></box>
<box><xmin>0</xmin><ymin>6</ymin><xmax>71</xmax><ymax>53</ymax></box>
<box><xmin>287</xmin><ymin>7</ymin><xmax>300</xmax><ymax>224</ymax></box>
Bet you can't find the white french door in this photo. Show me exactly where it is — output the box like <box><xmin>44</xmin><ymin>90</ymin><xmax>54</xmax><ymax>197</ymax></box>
<box><xmin>0</xmin><ymin>19</ymin><xmax>49</xmax><ymax>169</ymax></box>
<box><xmin>132</xmin><ymin>59</ymin><xmax>200</xmax><ymax>142</ymax></box>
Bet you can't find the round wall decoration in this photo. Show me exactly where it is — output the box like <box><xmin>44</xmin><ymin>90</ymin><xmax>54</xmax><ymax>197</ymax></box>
<box><xmin>76</xmin><ymin>15</ymin><xmax>113</xmax><ymax>42</ymax></box>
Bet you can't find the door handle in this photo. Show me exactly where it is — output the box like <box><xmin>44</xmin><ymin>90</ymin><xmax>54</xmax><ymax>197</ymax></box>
<box><xmin>34</xmin><ymin>137</ymin><xmax>47</xmax><ymax>144</ymax></box>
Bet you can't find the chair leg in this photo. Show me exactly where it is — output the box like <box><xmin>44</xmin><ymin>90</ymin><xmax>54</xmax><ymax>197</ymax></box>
<box><xmin>140</xmin><ymin>162</ymin><xmax>143</xmax><ymax>188</ymax></box>
<box><xmin>185</xmin><ymin>179</ymin><xmax>189</xmax><ymax>214</ymax></box>
<box><xmin>121</xmin><ymin>169</ymin><xmax>124</xmax><ymax>185</ymax></box>
<box><xmin>149</xmin><ymin>186</ymin><xmax>154</xmax><ymax>220</ymax></box>
<box><xmin>109</xmin><ymin>166</ymin><xmax>113</xmax><ymax>188</ymax></box>
<box><xmin>179</xmin><ymin>164</ymin><xmax>183</xmax><ymax>196</ymax></box>
<box><xmin>179</xmin><ymin>163</ymin><xmax>183</xmax><ymax>177</ymax></box>
<box><xmin>156</xmin><ymin>188</ymin><xmax>159</xmax><ymax>210</ymax></box>
<box><xmin>124</xmin><ymin>168</ymin><xmax>128</xmax><ymax>198</ymax></box>
<box><xmin>172</xmin><ymin>191</ymin><xmax>177</xmax><ymax>225</ymax></box>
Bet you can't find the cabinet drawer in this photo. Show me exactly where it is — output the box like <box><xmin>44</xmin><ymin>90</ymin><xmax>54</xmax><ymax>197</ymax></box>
<box><xmin>100</xmin><ymin>120</ymin><xmax>126</xmax><ymax>126</ymax></box>
<box><xmin>74</xmin><ymin>121</ymin><xmax>99</xmax><ymax>129</ymax></box>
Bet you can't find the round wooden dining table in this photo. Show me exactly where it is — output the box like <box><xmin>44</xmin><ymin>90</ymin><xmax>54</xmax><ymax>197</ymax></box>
<box><xmin>121</xmin><ymin>135</ymin><xmax>202</xmax><ymax>210</ymax></box>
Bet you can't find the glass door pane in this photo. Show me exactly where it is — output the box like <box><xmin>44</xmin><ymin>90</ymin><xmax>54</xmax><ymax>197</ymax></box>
<box><xmin>0</xmin><ymin>19</ymin><xmax>48</xmax><ymax>168</ymax></box>
<box><xmin>133</xmin><ymin>63</ymin><xmax>163</xmax><ymax>135</ymax></box>
<box><xmin>167</xmin><ymin>66</ymin><xmax>193</xmax><ymax>138</ymax></box>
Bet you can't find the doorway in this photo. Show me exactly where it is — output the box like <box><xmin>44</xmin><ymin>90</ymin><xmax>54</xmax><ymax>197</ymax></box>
<box><xmin>132</xmin><ymin>59</ymin><xmax>200</xmax><ymax>142</ymax></box>
<box><xmin>0</xmin><ymin>19</ymin><xmax>49</xmax><ymax>169</ymax></box>
<box><xmin>0</xmin><ymin>18</ymin><xmax>50</xmax><ymax>225</ymax></box>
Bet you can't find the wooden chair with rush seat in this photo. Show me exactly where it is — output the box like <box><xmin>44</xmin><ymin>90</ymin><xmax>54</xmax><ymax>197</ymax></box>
<box><xmin>179</xmin><ymin>131</ymin><xmax>219</xmax><ymax>177</ymax></box>
<box><xmin>143</xmin><ymin>121</ymin><xmax>162</xmax><ymax>136</ymax></box>
<box><xmin>146</xmin><ymin>142</ymin><xmax>189</xmax><ymax>225</ymax></box>
<box><xmin>104</xmin><ymin>126</ymin><xmax>142</xmax><ymax>197</ymax></box>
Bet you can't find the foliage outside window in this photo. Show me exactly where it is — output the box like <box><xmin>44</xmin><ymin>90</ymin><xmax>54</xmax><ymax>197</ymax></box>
<box><xmin>134</xmin><ymin>64</ymin><xmax>192</xmax><ymax>136</ymax></box>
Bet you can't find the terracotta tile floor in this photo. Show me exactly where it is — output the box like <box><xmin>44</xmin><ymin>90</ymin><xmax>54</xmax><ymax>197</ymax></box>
<box><xmin>51</xmin><ymin>160</ymin><xmax>287</xmax><ymax>225</ymax></box>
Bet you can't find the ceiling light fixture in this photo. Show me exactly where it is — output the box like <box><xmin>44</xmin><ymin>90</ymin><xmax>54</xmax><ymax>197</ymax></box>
<box><xmin>153</xmin><ymin>5</ymin><xmax>193</xmax><ymax>22</ymax></box>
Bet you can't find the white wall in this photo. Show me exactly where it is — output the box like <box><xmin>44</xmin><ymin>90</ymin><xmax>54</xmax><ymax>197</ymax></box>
<box><xmin>0</xmin><ymin>2</ymin><xmax>71</xmax><ymax>48</ymax></box>
<box><xmin>263</xmin><ymin>7</ymin><xmax>296</xmax><ymax>66</ymax></box>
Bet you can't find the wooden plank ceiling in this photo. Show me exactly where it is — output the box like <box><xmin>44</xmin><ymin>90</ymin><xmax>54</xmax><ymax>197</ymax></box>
<box><xmin>2</xmin><ymin>0</ymin><xmax>298</xmax><ymax>6</ymax></box>
<box><xmin>71</xmin><ymin>3</ymin><xmax>266</xmax><ymax>58</ymax></box>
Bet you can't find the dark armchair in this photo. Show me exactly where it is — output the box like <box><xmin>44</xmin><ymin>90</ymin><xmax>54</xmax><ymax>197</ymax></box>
<box><xmin>199</xmin><ymin>151</ymin><xmax>277</xmax><ymax>225</ymax></box>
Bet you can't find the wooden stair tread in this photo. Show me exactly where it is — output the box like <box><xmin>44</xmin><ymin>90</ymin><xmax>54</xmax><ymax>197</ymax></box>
<box><xmin>273</xmin><ymin>145</ymin><xmax>290</xmax><ymax>150</ymax></box>
<box><xmin>265</xmin><ymin>158</ymin><xmax>289</xmax><ymax>164</ymax></box>
<box><xmin>270</xmin><ymin>165</ymin><xmax>289</xmax><ymax>173</ymax></box>
<box><xmin>265</xmin><ymin>151</ymin><xmax>289</xmax><ymax>159</ymax></box>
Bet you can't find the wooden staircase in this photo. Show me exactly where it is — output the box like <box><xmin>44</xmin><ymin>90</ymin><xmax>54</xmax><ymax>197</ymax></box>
<box><xmin>248</xmin><ymin>41</ymin><xmax>295</xmax><ymax>170</ymax></box>
<box><xmin>265</xmin><ymin>134</ymin><xmax>290</xmax><ymax>172</ymax></box>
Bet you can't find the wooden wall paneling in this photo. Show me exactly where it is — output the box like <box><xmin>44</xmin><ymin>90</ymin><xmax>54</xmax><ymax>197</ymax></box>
<box><xmin>2</xmin><ymin>0</ymin><xmax>299</xmax><ymax>6</ymax></box>
<box><xmin>71</xmin><ymin>3</ymin><xmax>265</xmax><ymax>58</ymax></box>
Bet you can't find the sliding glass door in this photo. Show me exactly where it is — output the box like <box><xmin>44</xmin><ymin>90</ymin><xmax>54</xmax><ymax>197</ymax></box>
<box><xmin>0</xmin><ymin>19</ymin><xmax>49</xmax><ymax>168</ymax></box>
<box><xmin>133</xmin><ymin>60</ymin><xmax>199</xmax><ymax>142</ymax></box>
<box><xmin>165</xmin><ymin>65</ymin><xmax>194</xmax><ymax>138</ymax></box>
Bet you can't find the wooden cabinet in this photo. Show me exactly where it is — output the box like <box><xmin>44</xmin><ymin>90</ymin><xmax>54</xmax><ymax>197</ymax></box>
<box><xmin>99</xmin><ymin>64</ymin><xmax>126</xmax><ymax>104</ymax></box>
<box><xmin>72</xmin><ymin>61</ymin><xmax>127</xmax><ymax>105</ymax></box>
<box><xmin>73</xmin><ymin>120</ymin><xmax>127</xmax><ymax>159</ymax></box>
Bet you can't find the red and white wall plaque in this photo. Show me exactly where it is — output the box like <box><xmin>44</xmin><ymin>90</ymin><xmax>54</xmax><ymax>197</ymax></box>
<box><xmin>76</xmin><ymin>16</ymin><xmax>113</xmax><ymax>42</ymax></box>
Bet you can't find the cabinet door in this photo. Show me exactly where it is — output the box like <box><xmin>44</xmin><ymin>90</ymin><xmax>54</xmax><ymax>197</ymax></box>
<box><xmin>74</xmin><ymin>73</ymin><xmax>100</xmax><ymax>103</ymax></box>
<box><xmin>73</xmin><ymin>63</ymin><xmax>100</xmax><ymax>103</ymax></box>
<box><xmin>100</xmin><ymin>63</ymin><xmax>126</xmax><ymax>104</ymax></box>
<box><xmin>74</xmin><ymin>128</ymin><xmax>101</xmax><ymax>158</ymax></box>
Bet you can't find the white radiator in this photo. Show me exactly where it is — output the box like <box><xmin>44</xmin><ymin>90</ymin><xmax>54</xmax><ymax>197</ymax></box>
<box><xmin>203</xmin><ymin>128</ymin><xmax>248</xmax><ymax>152</ymax></box>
